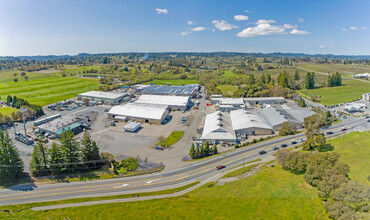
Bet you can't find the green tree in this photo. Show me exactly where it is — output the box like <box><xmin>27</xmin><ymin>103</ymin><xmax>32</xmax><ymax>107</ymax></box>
<box><xmin>6</xmin><ymin>95</ymin><xmax>12</xmax><ymax>106</ymax></box>
<box><xmin>59</xmin><ymin>130</ymin><xmax>81</xmax><ymax>173</ymax></box>
<box><xmin>80</xmin><ymin>131</ymin><xmax>101</xmax><ymax>168</ymax></box>
<box><xmin>294</xmin><ymin>70</ymin><xmax>300</xmax><ymax>81</ymax></box>
<box><xmin>304</xmin><ymin>72</ymin><xmax>315</xmax><ymax>89</ymax></box>
<box><xmin>0</xmin><ymin>129</ymin><xmax>24</xmax><ymax>185</ymax></box>
<box><xmin>213</xmin><ymin>145</ymin><xmax>218</xmax><ymax>155</ymax></box>
<box><xmin>195</xmin><ymin>146</ymin><xmax>200</xmax><ymax>159</ymax></box>
<box><xmin>247</xmin><ymin>74</ymin><xmax>255</xmax><ymax>85</ymax></box>
<box><xmin>279</xmin><ymin>122</ymin><xmax>295</xmax><ymax>136</ymax></box>
<box><xmin>48</xmin><ymin>142</ymin><xmax>64</xmax><ymax>175</ymax></box>
<box><xmin>266</xmin><ymin>74</ymin><xmax>272</xmax><ymax>84</ymax></box>
<box><xmin>204</xmin><ymin>141</ymin><xmax>210</xmax><ymax>156</ymax></box>
<box><xmin>189</xmin><ymin>143</ymin><xmax>196</xmax><ymax>159</ymax></box>
<box><xmin>30</xmin><ymin>140</ymin><xmax>48</xmax><ymax>177</ymax></box>
<box><xmin>277</xmin><ymin>71</ymin><xmax>289</xmax><ymax>88</ymax></box>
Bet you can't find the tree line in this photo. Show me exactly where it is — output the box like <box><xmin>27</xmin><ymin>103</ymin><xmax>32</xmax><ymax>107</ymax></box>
<box><xmin>276</xmin><ymin>150</ymin><xmax>369</xmax><ymax>219</ymax></box>
<box><xmin>189</xmin><ymin>141</ymin><xmax>218</xmax><ymax>159</ymax></box>
<box><xmin>5</xmin><ymin>95</ymin><xmax>44</xmax><ymax>117</ymax></box>
<box><xmin>327</xmin><ymin>72</ymin><xmax>342</xmax><ymax>87</ymax></box>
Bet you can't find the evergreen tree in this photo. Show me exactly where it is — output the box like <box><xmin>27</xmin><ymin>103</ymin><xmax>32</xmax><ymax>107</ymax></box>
<box><xmin>247</xmin><ymin>74</ymin><xmax>255</xmax><ymax>85</ymax></box>
<box><xmin>30</xmin><ymin>140</ymin><xmax>48</xmax><ymax>177</ymax></box>
<box><xmin>304</xmin><ymin>72</ymin><xmax>315</xmax><ymax>89</ymax></box>
<box><xmin>6</xmin><ymin>95</ymin><xmax>12</xmax><ymax>106</ymax></box>
<box><xmin>195</xmin><ymin>146</ymin><xmax>200</xmax><ymax>159</ymax></box>
<box><xmin>266</xmin><ymin>74</ymin><xmax>272</xmax><ymax>84</ymax></box>
<box><xmin>80</xmin><ymin>131</ymin><xmax>101</xmax><ymax>168</ymax></box>
<box><xmin>277</xmin><ymin>72</ymin><xmax>289</xmax><ymax>88</ymax></box>
<box><xmin>327</xmin><ymin>74</ymin><xmax>332</xmax><ymax>87</ymax></box>
<box><xmin>213</xmin><ymin>145</ymin><xmax>218</xmax><ymax>155</ymax></box>
<box><xmin>204</xmin><ymin>141</ymin><xmax>210</xmax><ymax>156</ymax></box>
<box><xmin>0</xmin><ymin>129</ymin><xmax>24</xmax><ymax>184</ymax></box>
<box><xmin>260</xmin><ymin>73</ymin><xmax>266</xmax><ymax>84</ymax></box>
<box><xmin>189</xmin><ymin>143</ymin><xmax>195</xmax><ymax>159</ymax></box>
<box><xmin>294</xmin><ymin>70</ymin><xmax>300</xmax><ymax>81</ymax></box>
<box><xmin>48</xmin><ymin>142</ymin><xmax>64</xmax><ymax>175</ymax></box>
<box><xmin>59</xmin><ymin>130</ymin><xmax>81</xmax><ymax>173</ymax></box>
<box><xmin>200</xmin><ymin>143</ymin><xmax>205</xmax><ymax>157</ymax></box>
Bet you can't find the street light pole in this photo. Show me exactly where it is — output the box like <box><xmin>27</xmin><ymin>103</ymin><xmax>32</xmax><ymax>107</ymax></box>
<box><xmin>20</xmin><ymin>108</ymin><xmax>28</xmax><ymax>142</ymax></box>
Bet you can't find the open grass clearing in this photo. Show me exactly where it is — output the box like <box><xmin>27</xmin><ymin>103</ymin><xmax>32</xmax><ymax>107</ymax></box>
<box><xmin>217</xmin><ymin>84</ymin><xmax>238</xmax><ymax>96</ymax></box>
<box><xmin>222</xmin><ymin>164</ymin><xmax>259</xmax><ymax>178</ymax></box>
<box><xmin>158</xmin><ymin>131</ymin><xmax>184</xmax><ymax>147</ymax></box>
<box><xmin>298</xmin><ymin>79</ymin><xmax>370</xmax><ymax>105</ymax></box>
<box><xmin>327</xmin><ymin>131</ymin><xmax>370</xmax><ymax>184</ymax></box>
<box><xmin>298</xmin><ymin>64</ymin><xmax>370</xmax><ymax>75</ymax></box>
<box><xmin>4</xmin><ymin>166</ymin><xmax>328</xmax><ymax>219</ymax></box>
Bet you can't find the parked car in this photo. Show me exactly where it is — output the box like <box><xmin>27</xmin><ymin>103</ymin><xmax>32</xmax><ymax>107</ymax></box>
<box><xmin>341</xmin><ymin>128</ymin><xmax>347</xmax><ymax>131</ymax></box>
<box><xmin>281</xmin><ymin>144</ymin><xmax>288</xmax><ymax>148</ymax></box>
<box><xmin>367</xmin><ymin>119</ymin><xmax>370</xmax><ymax>122</ymax></box>
<box><xmin>326</xmin><ymin>131</ymin><xmax>334</xmax><ymax>135</ymax></box>
<box><xmin>154</xmin><ymin>145</ymin><xmax>163</xmax><ymax>150</ymax></box>
<box><xmin>216</xmin><ymin>165</ymin><xmax>226</xmax><ymax>170</ymax></box>
<box><xmin>365</xmin><ymin>116</ymin><xmax>370</xmax><ymax>119</ymax></box>
<box><xmin>110</xmin><ymin>122</ymin><xmax>116</xmax><ymax>126</ymax></box>
<box><xmin>291</xmin><ymin>140</ymin><xmax>297</xmax><ymax>145</ymax></box>
<box><xmin>258</xmin><ymin>150</ymin><xmax>267</xmax><ymax>155</ymax></box>
<box><xmin>273</xmin><ymin>147</ymin><xmax>279</xmax><ymax>151</ymax></box>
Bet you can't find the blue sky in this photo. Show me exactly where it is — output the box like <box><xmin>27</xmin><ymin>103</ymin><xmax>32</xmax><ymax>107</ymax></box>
<box><xmin>0</xmin><ymin>0</ymin><xmax>369</xmax><ymax>56</ymax></box>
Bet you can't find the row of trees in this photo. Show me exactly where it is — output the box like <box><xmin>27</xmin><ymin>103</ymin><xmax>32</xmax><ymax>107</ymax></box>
<box><xmin>30</xmin><ymin>130</ymin><xmax>103</xmax><ymax>177</ymax></box>
<box><xmin>327</xmin><ymin>72</ymin><xmax>342</xmax><ymax>87</ymax></box>
<box><xmin>276</xmin><ymin>150</ymin><xmax>369</xmax><ymax>219</ymax></box>
<box><xmin>5</xmin><ymin>95</ymin><xmax>44</xmax><ymax>117</ymax></box>
<box><xmin>189</xmin><ymin>141</ymin><xmax>218</xmax><ymax>159</ymax></box>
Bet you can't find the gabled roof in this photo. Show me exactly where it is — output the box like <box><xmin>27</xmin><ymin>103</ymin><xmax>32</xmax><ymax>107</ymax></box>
<box><xmin>109</xmin><ymin>103</ymin><xmax>168</xmax><ymax>120</ymax></box>
<box><xmin>230</xmin><ymin>109</ymin><xmax>271</xmax><ymax>131</ymax></box>
<box><xmin>260</xmin><ymin>107</ymin><xmax>288</xmax><ymax>128</ymax></box>
<box><xmin>202</xmin><ymin>111</ymin><xmax>236</xmax><ymax>140</ymax></box>
<box><xmin>135</xmin><ymin>94</ymin><xmax>189</xmax><ymax>107</ymax></box>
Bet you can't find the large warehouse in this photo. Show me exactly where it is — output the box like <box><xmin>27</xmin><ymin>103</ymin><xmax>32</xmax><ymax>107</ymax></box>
<box><xmin>245</xmin><ymin>97</ymin><xmax>286</xmax><ymax>105</ymax></box>
<box><xmin>259</xmin><ymin>107</ymin><xmax>289</xmax><ymax>132</ymax></box>
<box><xmin>135</xmin><ymin>94</ymin><xmax>190</xmax><ymax>111</ymax></box>
<box><xmin>77</xmin><ymin>91</ymin><xmax>128</xmax><ymax>105</ymax></box>
<box><xmin>230</xmin><ymin>109</ymin><xmax>272</xmax><ymax>137</ymax></box>
<box><xmin>36</xmin><ymin>115</ymin><xmax>88</xmax><ymax>138</ymax></box>
<box><xmin>108</xmin><ymin>103</ymin><xmax>169</xmax><ymax>124</ymax></box>
<box><xmin>202</xmin><ymin>111</ymin><xmax>236</xmax><ymax>145</ymax></box>
<box><xmin>135</xmin><ymin>84</ymin><xmax>199</xmax><ymax>97</ymax></box>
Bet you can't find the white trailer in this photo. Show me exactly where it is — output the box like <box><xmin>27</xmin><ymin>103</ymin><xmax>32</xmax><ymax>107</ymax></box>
<box><xmin>124</xmin><ymin>121</ymin><xmax>142</xmax><ymax>132</ymax></box>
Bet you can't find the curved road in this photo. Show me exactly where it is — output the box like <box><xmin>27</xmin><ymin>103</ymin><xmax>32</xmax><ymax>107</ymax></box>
<box><xmin>0</xmin><ymin>118</ymin><xmax>367</xmax><ymax>205</ymax></box>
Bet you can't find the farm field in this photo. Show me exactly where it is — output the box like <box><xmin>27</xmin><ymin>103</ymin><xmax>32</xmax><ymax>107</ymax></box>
<box><xmin>0</xmin><ymin>75</ymin><xmax>100</xmax><ymax>106</ymax></box>
<box><xmin>144</xmin><ymin>79</ymin><xmax>199</xmax><ymax>85</ymax></box>
<box><xmin>298</xmin><ymin>79</ymin><xmax>370</xmax><ymax>105</ymax></box>
<box><xmin>6</xmin><ymin>166</ymin><xmax>328</xmax><ymax>219</ymax></box>
<box><xmin>327</xmin><ymin>131</ymin><xmax>370</xmax><ymax>185</ymax></box>
<box><xmin>298</xmin><ymin>64</ymin><xmax>370</xmax><ymax>75</ymax></box>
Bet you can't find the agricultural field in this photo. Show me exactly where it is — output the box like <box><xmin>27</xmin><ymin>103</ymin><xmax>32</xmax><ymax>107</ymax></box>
<box><xmin>298</xmin><ymin>63</ymin><xmax>370</xmax><ymax>75</ymax></box>
<box><xmin>0</xmin><ymin>72</ymin><xmax>100</xmax><ymax>106</ymax></box>
<box><xmin>144</xmin><ymin>79</ymin><xmax>199</xmax><ymax>85</ymax></box>
<box><xmin>4</xmin><ymin>166</ymin><xmax>328</xmax><ymax>219</ymax></box>
<box><xmin>298</xmin><ymin>79</ymin><xmax>370</xmax><ymax>105</ymax></box>
<box><xmin>327</xmin><ymin>131</ymin><xmax>370</xmax><ymax>184</ymax></box>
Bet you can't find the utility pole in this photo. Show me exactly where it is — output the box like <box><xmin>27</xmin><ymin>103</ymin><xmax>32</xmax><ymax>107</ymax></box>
<box><xmin>20</xmin><ymin>108</ymin><xmax>28</xmax><ymax>142</ymax></box>
<box><xmin>13</xmin><ymin>123</ymin><xmax>17</xmax><ymax>137</ymax></box>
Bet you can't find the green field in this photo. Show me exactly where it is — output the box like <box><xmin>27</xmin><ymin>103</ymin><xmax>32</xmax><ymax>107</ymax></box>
<box><xmin>298</xmin><ymin>79</ymin><xmax>370</xmax><ymax>105</ymax></box>
<box><xmin>217</xmin><ymin>84</ymin><xmax>238</xmax><ymax>96</ymax></box>
<box><xmin>144</xmin><ymin>79</ymin><xmax>199</xmax><ymax>85</ymax></box>
<box><xmin>0</xmin><ymin>75</ymin><xmax>99</xmax><ymax>106</ymax></box>
<box><xmin>327</xmin><ymin>131</ymin><xmax>370</xmax><ymax>184</ymax></box>
<box><xmin>0</xmin><ymin>106</ymin><xmax>18</xmax><ymax>116</ymax></box>
<box><xmin>3</xmin><ymin>166</ymin><xmax>327</xmax><ymax>219</ymax></box>
<box><xmin>298</xmin><ymin>64</ymin><xmax>370</xmax><ymax>75</ymax></box>
<box><xmin>222</xmin><ymin>164</ymin><xmax>259</xmax><ymax>178</ymax></box>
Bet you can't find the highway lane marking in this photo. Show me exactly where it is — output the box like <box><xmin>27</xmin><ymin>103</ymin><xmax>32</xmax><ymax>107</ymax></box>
<box><xmin>0</xmin><ymin>121</ymin><xmax>360</xmax><ymax>201</ymax></box>
<box><xmin>113</xmin><ymin>184</ymin><xmax>129</xmax><ymax>188</ymax></box>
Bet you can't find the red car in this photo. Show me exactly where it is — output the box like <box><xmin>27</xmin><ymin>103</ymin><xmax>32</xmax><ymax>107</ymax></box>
<box><xmin>216</xmin><ymin>165</ymin><xmax>226</xmax><ymax>170</ymax></box>
<box><xmin>341</xmin><ymin>128</ymin><xmax>347</xmax><ymax>131</ymax></box>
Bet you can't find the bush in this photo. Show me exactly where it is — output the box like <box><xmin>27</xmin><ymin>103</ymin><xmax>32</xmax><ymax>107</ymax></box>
<box><xmin>234</xmin><ymin>144</ymin><xmax>240</xmax><ymax>149</ymax></box>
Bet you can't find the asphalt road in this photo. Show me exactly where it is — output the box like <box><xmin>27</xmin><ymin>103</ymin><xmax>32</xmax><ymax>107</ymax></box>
<box><xmin>0</xmin><ymin>117</ymin><xmax>367</xmax><ymax>206</ymax></box>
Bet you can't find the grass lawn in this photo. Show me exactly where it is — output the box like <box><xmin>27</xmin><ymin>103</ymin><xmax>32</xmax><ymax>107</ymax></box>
<box><xmin>4</xmin><ymin>166</ymin><xmax>328</xmax><ymax>219</ymax></box>
<box><xmin>222</xmin><ymin>164</ymin><xmax>259</xmax><ymax>178</ymax></box>
<box><xmin>144</xmin><ymin>79</ymin><xmax>199</xmax><ymax>85</ymax></box>
<box><xmin>298</xmin><ymin>64</ymin><xmax>370</xmax><ymax>75</ymax></box>
<box><xmin>327</xmin><ymin>131</ymin><xmax>370</xmax><ymax>184</ymax></box>
<box><xmin>217</xmin><ymin>84</ymin><xmax>238</xmax><ymax>96</ymax></box>
<box><xmin>158</xmin><ymin>131</ymin><xmax>184</xmax><ymax>147</ymax></box>
<box><xmin>298</xmin><ymin>79</ymin><xmax>370</xmax><ymax>105</ymax></box>
<box><xmin>0</xmin><ymin>106</ymin><xmax>18</xmax><ymax>116</ymax></box>
<box><xmin>0</xmin><ymin>76</ymin><xmax>100</xmax><ymax>106</ymax></box>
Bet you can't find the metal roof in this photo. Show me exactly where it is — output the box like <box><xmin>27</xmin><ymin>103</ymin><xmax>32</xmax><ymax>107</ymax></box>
<box><xmin>78</xmin><ymin>91</ymin><xmax>126</xmax><ymax>100</ymax></box>
<box><xmin>135</xmin><ymin>94</ymin><xmax>189</xmax><ymax>107</ymax></box>
<box><xmin>218</xmin><ymin>98</ymin><xmax>245</xmax><ymax>105</ymax></box>
<box><xmin>202</xmin><ymin>111</ymin><xmax>236</xmax><ymax>141</ymax></box>
<box><xmin>109</xmin><ymin>103</ymin><xmax>168</xmax><ymax>120</ymax></box>
<box><xmin>259</xmin><ymin>107</ymin><xmax>288</xmax><ymax>128</ymax></box>
<box><xmin>230</xmin><ymin>109</ymin><xmax>271</xmax><ymax>131</ymax></box>
<box><xmin>55</xmin><ymin>122</ymin><xmax>82</xmax><ymax>136</ymax></box>
<box><xmin>140</xmin><ymin>84</ymin><xmax>199</xmax><ymax>96</ymax></box>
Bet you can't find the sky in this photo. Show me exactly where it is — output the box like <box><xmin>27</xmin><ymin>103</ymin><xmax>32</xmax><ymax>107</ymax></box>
<box><xmin>0</xmin><ymin>0</ymin><xmax>369</xmax><ymax>56</ymax></box>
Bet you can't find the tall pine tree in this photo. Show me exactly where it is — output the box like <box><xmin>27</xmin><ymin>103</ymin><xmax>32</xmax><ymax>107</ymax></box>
<box><xmin>81</xmin><ymin>131</ymin><xmax>101</xmax><ymax>168</ymax></box>
<box><xmin>30</xmin><ymin>140</ymin><xmax>48</xmax><ymax>176</ymax></box>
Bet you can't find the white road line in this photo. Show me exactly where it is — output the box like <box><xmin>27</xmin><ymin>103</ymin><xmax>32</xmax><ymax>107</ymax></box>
<box><xmin>145</xmin><ymin>179</ymin><xmax>160</xmax><ymax>184</ymax></box>
<box><xmin>113</xmin><ymin>183</ymin><xmax>129</xmax><ymax>188</ymax></box>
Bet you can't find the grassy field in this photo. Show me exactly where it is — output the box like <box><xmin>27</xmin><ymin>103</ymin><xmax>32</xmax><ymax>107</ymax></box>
<box><xmin>298</xmin><ymin>64</ymin><xmax>370</xmax><ymax>75</ymax></box>
<box><xmin>0</xmin><ymin>106</ymin><xmax>18</xmax><ymax>116</ymax></box>
<box><xmin>0</xmin><ymin>75</ymin><xmax>100</xmax><ymax>106</ymax></box>
<box><xmin>144</xmin><ymin>79</ymin><xmax>199</xmax><ymax>85</ymax></box>
<box><xmin>298</xmin><ymin>79</ymin><xmax>370</xmax><ymax>105</ymax></box>
<box><xmin>222</xmin><ymin>164</ymin><xmax>259</xmax><ymax>178</ymax></box>
<box><xmin>217</xmin><ymin>84</ymin><xmax>238</xmax><ymax>96</ymax></box>
<box><xmin>158</xmin><ymin>131</ymin><xmax>184</xmax><ymax>147</ymax></box>
<box><xmin>327</xmin><ymin>131</ymin><xmax>370</xmax><ymax>184</ymax></box>
<box><xmin>2</xmin><ymin>166</ymin><xmax>328</xmax><ymax>219</ymax></box>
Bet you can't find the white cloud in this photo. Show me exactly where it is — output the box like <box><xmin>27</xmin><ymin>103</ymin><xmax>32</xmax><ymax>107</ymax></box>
<box><xmin>283</xmin><ymin>24</ymin><xmax>297</xmax><ymax>29</ymax></box>
<box><xmin>187</xmin><ymin>21</ymin><xmax>194</xmax><ymax>25</ymax></box>
<box><xmin>360</xmin><ymin>27</ymin><xmax>367</xmax><ymax>30</ymax></box>
<box><xmin>237</xmin><ymin>23</ymin><xmax>285</xmax><ymax>37</ymax></box>
<box><xmin>155</xmin><ymin>8</ymin><xmax>168</xmax><ymax>14</ymax></box>
<box><xmin>349</xmin><ymin>26</ymin><xmax>357</xmax><ymax>30</ymax></box>
<box><xmin>341</xmin><ymin>28</ymin><xmax>347</xmax><ymax>31</ymax></box>
<box><xmin>191</xmin><ymin>26</ymin><xmax>206</xmax><ymax>32</ymax></box>
<box><xmin>255</xmin><ymin>19</ymin><xmax>276</xmax><ymax>25</ymax></box>
<box><xmin>212</xmin><ymin>20</ymin><xmax>238</xmax><ymax>31</ymax></box>
<box><xmin>319</xmin><ymin>45</ymin><xmax>326</xmax><ymax>48</ymax></box>
<box><xmin>245</xmin><ymin>10</ymin><xmax>251</xmax><ymax>13</ymax></box>
<box><xmin>180</xmin><ymin>31</ymin><xmax>190</xmax><ymax>36</ymax></box>
<box><xmin>298</xmin><ymin>17</ymin><xmax>304</xmax><ymax>23</ymax></box>
<box><xmin>234</xmin><ymin>15</ymin><xmax>249</xmax><ymax>21</ymax></box>
<box><xmin>290</xmin><ymin>29</ymin><xmax>310</xmax><ymax>35</ymax></box>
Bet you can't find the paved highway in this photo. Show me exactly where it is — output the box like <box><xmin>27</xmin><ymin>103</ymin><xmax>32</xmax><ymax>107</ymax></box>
<box><xmin>0</xmin><ymin>117</ymin><xmax>367</xmax><ymax>205</ymax></box>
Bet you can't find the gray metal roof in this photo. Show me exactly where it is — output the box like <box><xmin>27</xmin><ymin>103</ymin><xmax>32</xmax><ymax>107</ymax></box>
<box><xmin>259</xmin><ymin>107</ymin><xmax>288</xmax><ymax>128</ymax></box>
<box><xmin>230</xmin><ymin>109</ymin><xmax>271</xmax><ymax>131</ymax></box>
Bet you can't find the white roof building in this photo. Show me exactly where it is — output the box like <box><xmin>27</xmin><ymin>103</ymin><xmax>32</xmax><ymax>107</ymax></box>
<box><xmin>135</xmin><ymin>94</ymin><xmax>190</xmax><ymax>110</ymax></box>
<box><xmin>108</xmin><ymin>103</ymin><xmax>169</xmax><ymax>123</ymax></box>
<box><xmin>78</xmin><ymin>91</ymin><xmax>127</xmax><ymax>105</ymax></box>
<box><xmin>202</xmin><ymin>111</ymin><xmax>236</xmax><ymax>144</ymax></box>
<box><xmin>259</xmin><ymin>107</ymin><xmax>288</xmax><ymax>131</ymax></box>
<box><xmin>230</xmin><ymin>109</ymin><xmax>272</xmax><ymax>136</ymax></box>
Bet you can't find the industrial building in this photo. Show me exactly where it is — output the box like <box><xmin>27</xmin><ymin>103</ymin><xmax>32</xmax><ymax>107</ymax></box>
<box><xmin>36</xmin><ymin>115</ymin><xmax>88</xmax><ymax>138</ymax></box>
<box><xmin>230</xmin><ymin>109</ymin><xmax>272</xmax><ymax>138</ymax></box>
<box><xmin>135</xmin><ymin>94</ymin><xmax>190</xmax><ymax>111</ymax></box>
<box><xmin>214</xmin><ymin>98</ymin><xmax>250</xmax><ymax>112</ymax></box>
<box><xmin>134</xmin><ymin>84</ymin><xmax>200</xmax><ymax>97</ymax></box>
<box><xmin>77</xmin><ymin>91</ymin><xmax>128</xmax><ymax>105</ymax></box>
<box><xmin>245</xmin><ymin>97</ymin><xmax>286</xmax><ymax>105</ymax></box>
<box><xmin>202</xmin><ymin>111</ymin><xmax>236</xmax><ymax>145</ymax></box>
<box><xmin>259</xmin><ymin>107</ymin><xmax>290</xmax><ymax>132</ymax></box>
<box><xmin>108</xmin><ymin>103</ymin><xmax>169</xmax><ymax>124</ymax></box>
